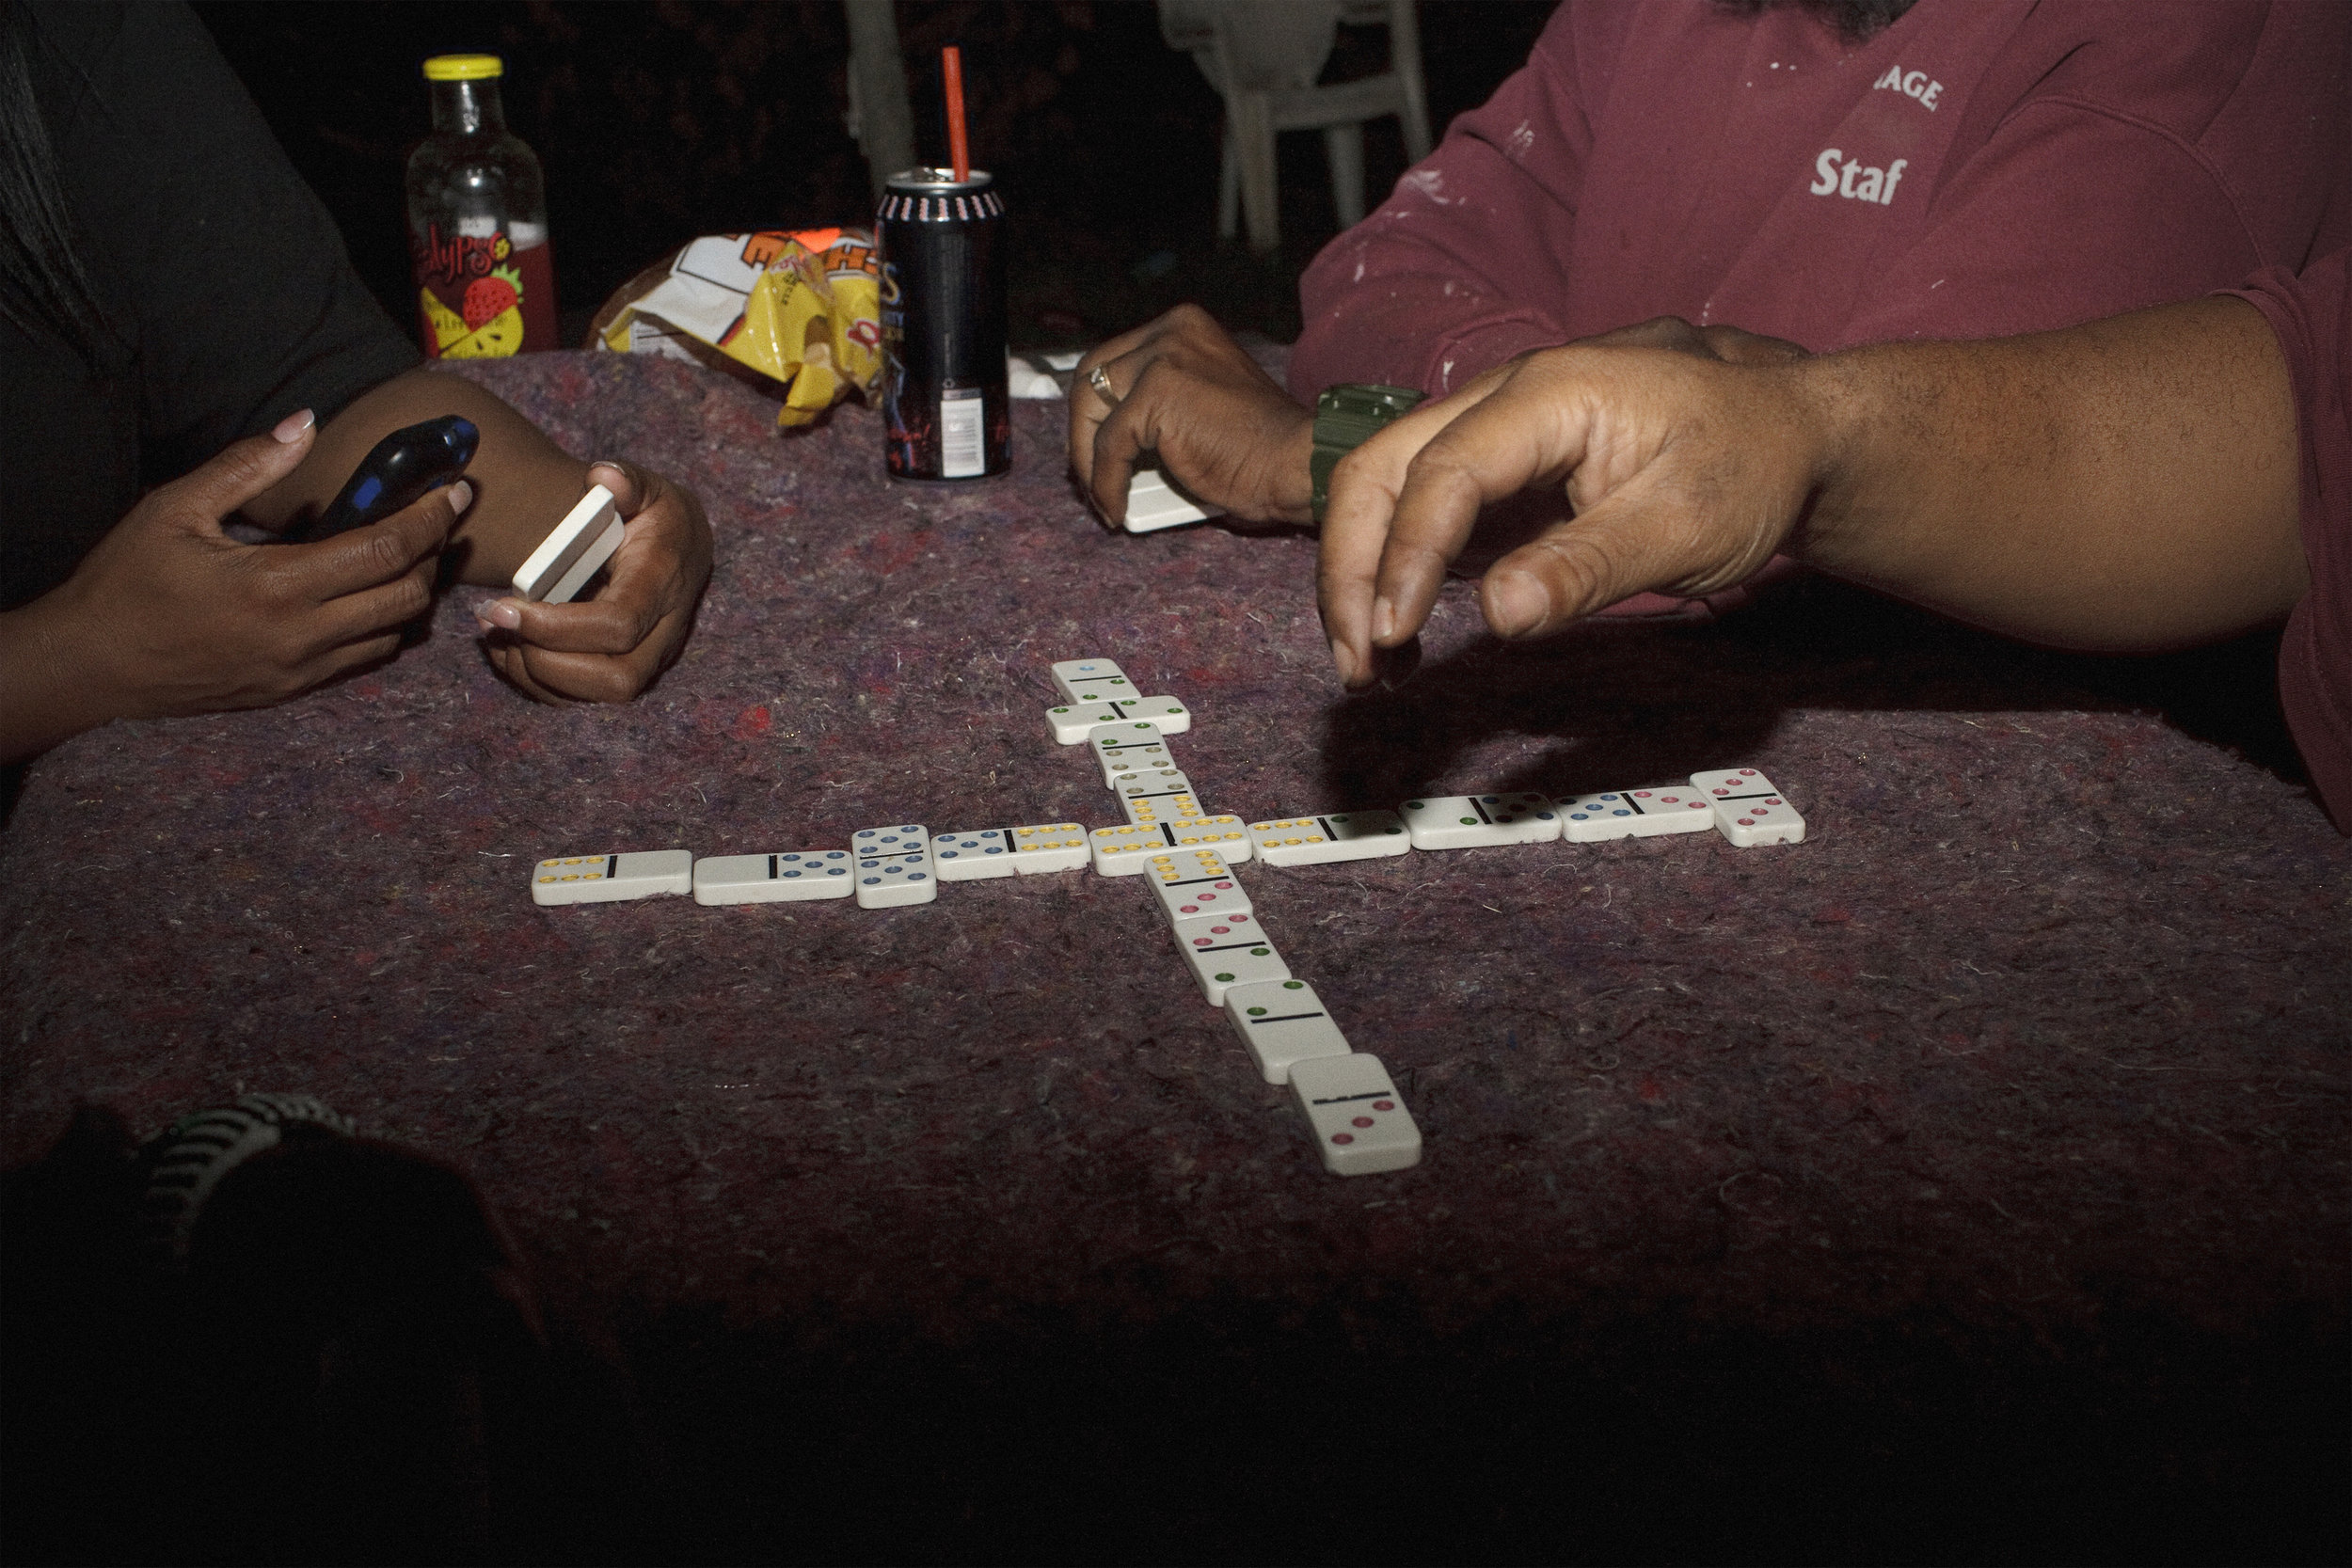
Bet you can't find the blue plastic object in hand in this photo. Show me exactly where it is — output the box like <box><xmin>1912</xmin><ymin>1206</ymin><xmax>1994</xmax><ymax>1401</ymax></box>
<box><xmin>296</xmin><ymin>415</ymin><xmax>479</xmax><ymax>541</ymax></box>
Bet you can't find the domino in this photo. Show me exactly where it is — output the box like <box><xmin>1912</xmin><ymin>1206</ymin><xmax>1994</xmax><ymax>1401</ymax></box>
<box><xmin>1556</xmin><ymin>785</ymin><xmax>1716</xmax><ymax>842</ymax></box>
<box><xmin>1247</xmin><ymin>809</ymin><xmax>1411</xmax><ymax>867</ymax></box>
<box><xmin>935</xmin><ymin>823</ymin><xmax>1092</xmax><ymax>879</ymax></box>
<box><xmin>1141</xmin><ymin>849</ymin><xmax>1252</xmax><ymax>926</ymax></box>
<box><xmin>1123</xmin><ymin>466</ymin><xmax>1223</xmax><ymax>533</ymax></box>
<box><xmin>932</xmin><ymin>829</ymin><xmax>1017</xmax><ymax>882</ymax></box>
<box><xmin>1177</xmin><ymin>924</ymin><xmax>1290</xmax><ymax>1006</ymax></box>
<box><xmin>1112</xmin><ymin>768</ymin><xmax>1200</xmax><ymax>826</ymax></box>
<box><xmin>1399</xmin><ymin>792</ymin><xmax>1563</xmax><ymax>850</ymax></box>
<box><xmin>1223</xmin><ymin>978</ymin><xmax>1352</xmax><ymax>1085</ymax></box>
<box><xmin>691</xmin><ymin>850</ymin><xmax>855</xmax><ymax>904</ymax></box>
<box><xmin>1089</xmin><ymin>722</ymin><xmax>1176</xmax><ymax>784</ymax></box>
<box><xmin>850</xmin><ymin>824</ymin><xmax>936</xmax><ymax>908</ymax></box>
<box><xmin>1049</xmin><ymin>657</ymin><xmax>1136</xmax><ymax>705</ymax></box>
<box><xmin>1047</xmin><ymin>695</ymin><xmax>1192</xmax><ymax>745</ymax></box>
<box><xmin>513</xmin><ymin>484</ymin><xmax>624</xmax><ymax>604</ymax></box>
<box><xmin>1169</xmin><ymin>903</ymin><xmax>1270</xmax><ymax>956</ymax></box>
<box><xmin>1691</xmin><ymin>768</ymin><xmax>1806</xmax><ymax>847</ymax></box>
<box><xmin>1289</xmin><ymin>1053</ymin><xmax>1422</xmax><ymax>1176</ymax></box>
<box><xmin>530</xmin><ymin>848</ymin><xmax>691</xmax><ymax>907</ymax></box>
<box><xmin>1089</xmin><ymin>816</ymin><xmax>1253</xmax><ymax>875</ymax></box>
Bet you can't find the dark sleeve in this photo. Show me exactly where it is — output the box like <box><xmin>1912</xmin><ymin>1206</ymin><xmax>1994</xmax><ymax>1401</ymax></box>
<box><xmin>2228</xmin><ymin>249</ymin><xmax>2352</xmax><ymax>834</ymax></box>
<box><xmin>31</xmin><ymin>1</ymin><xmax>419</xmax><ymax>483</ymax></box>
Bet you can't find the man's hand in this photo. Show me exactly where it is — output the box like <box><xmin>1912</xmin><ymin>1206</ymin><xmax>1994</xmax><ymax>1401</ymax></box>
<box><xmin>469</xmin><ymin>459</ymin><xmax>711</xmax><ymax>704</ymax></box>
<box><xmin>0</xmin><ymin>411</ymin><xmax>467</xmax><ymax>760</ymax></box>
<box><xmin>1317</xmin><ymin>341</ymin><xmax>1820</xmax><ymax>687</ymax></box>
<box><xmin>1070</xmin><ymin>303</ymin><xmax>1316</xmax><ymax>528</ymax></box>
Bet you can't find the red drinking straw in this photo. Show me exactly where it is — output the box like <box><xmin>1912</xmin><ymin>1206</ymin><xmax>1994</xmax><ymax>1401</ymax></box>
<box><xmin>942</xmin><ymin>46</ymin><xmax>969</xmax><ymax>182</ymax></box>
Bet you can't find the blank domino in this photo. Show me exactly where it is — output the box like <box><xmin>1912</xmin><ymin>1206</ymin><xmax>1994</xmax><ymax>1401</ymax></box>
<box><xmin>1089</xmin><ymin>723</ymin><xmax>1176</xmax><ymax>784</ymax></box>
<box><xmin>691</xmin><ymin>850</ymin><xmax>855</xmax><ymax>904</ymax></box>
<box><xmin>1090</xmin><ymin>817</ymin><xmax>1252</xmax><ymax>875</ymax></box>
<box><xmin>1123</xmin><ymin>466</ymin><xmax>1222</xmax><ymax>533</ymax></box>
<box><xmin>1556</xmin><ymin>785</ymin><xmax>1715</xmax><ymax>842</ymax></box>
<box><xmin>934</xmin><ymin>823</ymin><xmax>1090</xmax><ymax>879</ymax></box>
<box><xmin>1142</xmin><ymin>849</ymin><xmax>1252</xmax><ymax>926</ymax></box>
<box><xmin>513</xmin><ymin>484</ymin><xmax>624</xmax><ymax>605</ymax></box>
<box><xmin>1289</xmin><ymin>1053</ymin><xmax>1422</xmax><ymax>1176</ymax></box>
<box><xmin>1047</xmin><ymin>695</ymin><xmax>1193</xmax><ymax>745</ymax></box>
<box><xmin>1049</xmin><ymin>657</ymin><xmax>1135</xmax><ymax>705</ymax></box>
<box><xmin>1399</xmin><ymin>792</ymin><xmax>1563</xmax><ymax>850</ymax></box>
<box><xmin>531</xmin><ymin>849</ymin><xmax>691</xmax><ymax>907</ymax></box>
<box><xmin>1691</xmin><ymin>768</ymin><xmax>1806</xmax><ymax>847</ymax></box>
<box><xmin>850</xmin><ymin>824</ymin><xmax>936</xmax><ymax>908</ymax></box>
<box><xmin>1223</xmin><ymin>978</ymin><xmax>1351</xmax><ymax>1085</ymax></box>
<box><xmin>1247</xmin><ymin>810</ymin><xmax>1411</xmax><ymax>867</ymax></box>
<box><xmin>1177</xmin><ymin>926</ymin><xmax>1289</xmax><ymax>1006</ymax></box>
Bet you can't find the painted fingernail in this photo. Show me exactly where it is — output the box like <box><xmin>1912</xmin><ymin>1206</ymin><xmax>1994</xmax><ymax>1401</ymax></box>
<box><xmin>445</xmin><ymin>480</ymin><xmax>474</xmax><ymax>515</ymax></box>
<box><xmin>1372</xmin><ymin>596</ymin><xmax>1396</xmax><ymax>643</ymax></box>
<box><xmin>473</xmin><ymin>598</ymin><xmax>522</xmax><ymax>630</ymax></box>
<box><xmin>271</xmin><ymin>409</ymin><xmax>315</xmax><ymax>443</ymax></box>
<box><xmin>1486</xmin><ymin>571</ymin><xmax>1550</xmax><ymax>639</ymax></box>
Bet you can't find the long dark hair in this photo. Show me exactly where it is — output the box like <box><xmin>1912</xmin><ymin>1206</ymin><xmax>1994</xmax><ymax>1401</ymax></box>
<box><xmin>0</xmin><ymin>1</ymin><xmax>112</xmax><ymax>360</ymax></box>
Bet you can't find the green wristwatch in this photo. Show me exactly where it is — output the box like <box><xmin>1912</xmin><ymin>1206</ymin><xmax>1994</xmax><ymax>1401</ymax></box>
<box><xmin>1311</xmin><ymin>383</ymin><xmax>1425</xmax><ymax>523</ymax></box>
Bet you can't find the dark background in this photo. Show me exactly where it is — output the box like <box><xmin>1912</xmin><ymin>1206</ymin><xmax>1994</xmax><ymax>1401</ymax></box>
<box><xmin>191</xmin><ymin>0</ymin><xmax>1556</xmax><ymax>354</ymax></box>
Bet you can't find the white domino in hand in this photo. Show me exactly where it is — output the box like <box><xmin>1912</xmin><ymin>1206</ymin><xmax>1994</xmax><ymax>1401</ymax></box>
<box><xmin>1556</xmin><ymin>785</ymin><xmax>1715</xmax><ymax>842</ymax></box>
<box><xmin>530</xmin><ymin>849</ymin><xmax>691</xmax><ymax>906</ymax></box>
<box><xmin>1289</xmin><ymin>1053</ymin><xmax>1422</xmax><ymax>1176</ymax></box>
<box><xmin>1177</xmin><ymin>924</ymin><xmax>1289</xmax><ymax>1006</ymax></box>
<box><xmin>513</xmin><ymin>484</ymin><xmax>624</xmax><ymax>604</ymax></box>
<box><xmin>1247</xmin><ymin>810</ymin><xmax>1411</xmax><ymax>867</ymax></box>
<box><xmin>1123</xmin><ymin>466</ymin><xmax>1222</xmax><ymax>533</ymax></box>
<box><xmin>1049</xmin><ymin>657</ymin><xmax>1136</xmax><ymax>705</ymax></box>
<box><xmin>1089</xmin><ymin>817</ymin><xmax>1252</xmax><ymax>875</ymax></box>
<box><xmin>1142</xmin><ymin>849</ymin><xmax>1251</xmax><ymax>926</ymax></box>
<box><xmin>1089</xmin><ymin>723</ymin><xmax>1176</xmax><ymax>783</ymax></box>
<box><xmin>1224</xmin><ymin>977</ymin><xmax>1352</xmax><ymax>1085</ymax></box>
<box><xmin>1047</xmin><ymin>695</ymin><xmax>1192</xmax><ymax>745</ymax></box>
<box><xmin>1400</xmin><ymin>792</ymin><xmax>1563</xmax><ymax>850</ymax></box>
<box><xmin>1691</xmin><ymin>768</ymin><xmax>1806</xmax><ymax>846</ymax></box>
<box><xmin>691</xmin><ymin>850</ymin><xmax>854</xmax><ymax>904</ymax></box>
<box><xmin>851</xmin><ymin>824</ymin><xmax>936</xmax><ymax>907</ymax></box>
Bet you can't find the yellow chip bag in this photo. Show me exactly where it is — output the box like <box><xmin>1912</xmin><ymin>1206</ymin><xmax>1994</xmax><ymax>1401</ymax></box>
<box><xmin>590</xmin><ymin>229</ymin><xmax>883</xmax><ymax>429</ymax></box>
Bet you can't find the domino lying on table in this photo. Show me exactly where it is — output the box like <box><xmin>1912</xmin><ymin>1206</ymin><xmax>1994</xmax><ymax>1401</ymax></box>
<box><xmin>527</xmin><ymin>657</ymin><xmax>1807</xmax><ymax>1177</ymax></box>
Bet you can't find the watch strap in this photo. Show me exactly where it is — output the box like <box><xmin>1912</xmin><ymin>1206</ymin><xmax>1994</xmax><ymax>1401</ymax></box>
<box><xmin>1311</xmin><ymin>383</ymin><xmax>1424</xmax><ymax>523</ymax></box>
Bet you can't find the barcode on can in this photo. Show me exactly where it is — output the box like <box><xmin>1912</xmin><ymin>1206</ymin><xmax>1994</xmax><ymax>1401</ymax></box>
<box><xmin>940</xmin><ymin>388</ymin><xmax>985</xmax><ymax>478</ymax></box>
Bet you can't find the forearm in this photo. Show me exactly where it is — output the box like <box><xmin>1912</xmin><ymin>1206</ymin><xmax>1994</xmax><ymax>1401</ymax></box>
<box><xmin>0</xmin><ymin>602</ymin><xmax>114</xmax><ymax>765</ymax></box>
<box><xmin>1790</xmin><ymin>297</ymin><xmax>2307</xmax><ymax>651</ymax></box>
<box><xmin>241</xmin><ymin>368</ymin><xmax>587</xmax><ymax>587</ymax></box>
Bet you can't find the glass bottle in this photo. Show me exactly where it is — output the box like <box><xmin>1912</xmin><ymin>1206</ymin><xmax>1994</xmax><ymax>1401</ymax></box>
<box><xmin>406</xmin><ymin>54</ymin><xmax>560</xmax><ymax>357</ymax></box>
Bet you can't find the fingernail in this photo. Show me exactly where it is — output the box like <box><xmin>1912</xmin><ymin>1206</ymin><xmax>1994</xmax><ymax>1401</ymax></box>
<box><xmin>446</xmin><ymin>479</ymin><xmax>474</xmax><ymax>515</ymax></box>
<box><xmin>1486</xmin><ymin>571</ymin><xmax>1550</xmax><ymax>639</ymax></box>
<box><xmin>271</xmin><ymin>409</ymin><xmax>315</xmax><ymax>443</ymax></box>
<box><xmin>473</xmin><ymin>598</ymin><xmax>522</xmax><ymax>630</ymax></box>
<box><xmin>1328</xmin><ymin>637</ymin><xmax>1358</xmax><ymax>686</ymax></box>
<box><xmin>1372</xmin><ymin>596</ymin><xmax>1396</xmax><ymax>643</ymax></box>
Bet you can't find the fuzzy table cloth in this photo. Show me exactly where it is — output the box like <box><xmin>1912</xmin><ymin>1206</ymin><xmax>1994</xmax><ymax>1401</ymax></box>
<box><xmin>5</xmin><ymin>351</ymin><xmax>2345</xmax><ymax>1561</ymax></box>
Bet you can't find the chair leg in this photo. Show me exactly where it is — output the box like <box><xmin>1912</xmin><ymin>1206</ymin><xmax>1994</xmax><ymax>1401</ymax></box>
<box><xmin>1323</xmin><ymin>122</ymin><xmax>1366</xmax><ymax>230</ymax></box>
<box><xmin>842</xmin><ymin>0</ymin><xmax>917</xmax><ymax>198</ymax></box>
<box><xmin>1231</xmin><ymin>91</ymin><xmax>1280</xmax><ymax>255</ymax></box>
<box><xmin>1218</xmin><ymin>133</ymin><xmax>1241</xmax><ymax>241</ymax></box>
<box><xmin>1389</xmin><ymin>0</ymin><xmax>1433</xmax><ymax>161</ymax></box>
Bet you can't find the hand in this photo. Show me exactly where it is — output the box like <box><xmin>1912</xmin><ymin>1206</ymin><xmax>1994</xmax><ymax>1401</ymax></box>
<box><xmin>5</xmin><ymin>411</ymin><xmax>463</xmax><ymax>747</ymax></box>
<box><xmin>469</xmin><ymin>460</ymin><xmax>711</xmax><ymax>704</ymax></box>
<box><xmin>1316</xmin><ymin>339</ymin><xmax>1823</xmax><ymax>687</ymax></box>
<box><xmin>1070</xmin><ymin>303</ymin><xmax>1317</xmax><ymax>528</ymax></box>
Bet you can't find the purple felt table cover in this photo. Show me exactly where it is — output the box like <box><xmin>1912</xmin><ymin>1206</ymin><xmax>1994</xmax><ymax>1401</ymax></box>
<box><xmin>4</xmin><ymin>350</ymin><xmax>2346</xmax><ymax>1360</ymax></box>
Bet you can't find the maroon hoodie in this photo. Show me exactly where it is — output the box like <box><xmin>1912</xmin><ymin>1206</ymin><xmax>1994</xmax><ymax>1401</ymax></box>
<box><xmin>1293</xmin><ymin>0</ymin><xmax>2349</xmax><ymax>392</ymax></box>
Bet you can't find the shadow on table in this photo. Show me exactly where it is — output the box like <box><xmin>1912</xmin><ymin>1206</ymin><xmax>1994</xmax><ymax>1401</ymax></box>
<box><xmin>1316</xmin><ymin>575</ymin><xmax>2302</xmax><ymax>806</ymax></box>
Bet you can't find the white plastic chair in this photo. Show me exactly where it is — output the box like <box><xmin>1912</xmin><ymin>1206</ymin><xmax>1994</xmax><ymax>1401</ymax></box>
<box><xmin>1160</xmin><ymin>0</ymin><xmax>1433</xmax><ymax>254</ymax></box>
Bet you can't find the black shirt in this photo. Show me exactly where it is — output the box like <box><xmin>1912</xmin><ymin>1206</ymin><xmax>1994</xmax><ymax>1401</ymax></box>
<box><xmin>0</xmin><ymin>1</ymin><xmax>419</xmax><ymax>610</ymax></box>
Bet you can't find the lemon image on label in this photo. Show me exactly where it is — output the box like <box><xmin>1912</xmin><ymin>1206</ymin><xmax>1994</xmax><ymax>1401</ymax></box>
<box><xmin>421</xmin><ymin>288</ymin><xmax>469</xmax><ymax>353</ymax></box>
<box><xmin>441</xmin><ymin>306</ymin><xmax>524</xmax><ymax>358</ymax></box>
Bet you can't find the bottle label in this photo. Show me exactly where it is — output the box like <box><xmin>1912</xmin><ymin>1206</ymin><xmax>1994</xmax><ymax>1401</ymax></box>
<box><xmin>412</xmin><ymin>223</ymin><xmax>560</xmax><ymax>356</ymax></box>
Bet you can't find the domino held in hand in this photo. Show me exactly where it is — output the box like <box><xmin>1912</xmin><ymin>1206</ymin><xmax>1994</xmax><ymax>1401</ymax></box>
<box><xmin>1122</xmin><ymin>466</ymin><xmax>1223</xmax><ymax>533</ymax></box>
<box><xmin>1289</xmin><ymin>1053</ymin><xmax>1422</xmax><ymax>1176</ymax></box>
<box><xmin>513</xmin><ymin>484</ymin><xmax>624</xmax><ymax>604</ymax></box>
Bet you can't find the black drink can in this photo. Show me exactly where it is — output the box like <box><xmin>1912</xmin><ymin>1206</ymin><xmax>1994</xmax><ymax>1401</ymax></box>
<box><xmin>877</xmin><ymin>168</ymin><xmax>1009</xmax><ymax>481</ymax></box>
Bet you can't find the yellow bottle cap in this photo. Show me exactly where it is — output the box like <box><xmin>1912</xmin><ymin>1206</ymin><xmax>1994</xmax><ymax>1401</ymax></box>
<box><xmin>422</xmin><ymin>54</ymin><xmax>503</xmax><ymax>81</ymax></box>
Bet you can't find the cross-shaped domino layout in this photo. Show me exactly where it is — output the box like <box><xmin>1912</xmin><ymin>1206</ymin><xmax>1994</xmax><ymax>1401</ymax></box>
<box><xmin>524</xmin><ymin>646</ymin><xmax>1804</xmax><ymax>1176</ymax></box>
